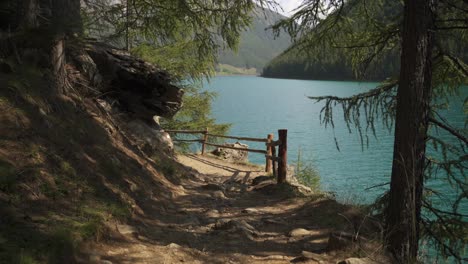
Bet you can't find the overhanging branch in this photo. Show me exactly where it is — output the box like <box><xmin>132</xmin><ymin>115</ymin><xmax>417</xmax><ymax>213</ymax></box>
<box><xmin>429</xmin><ymin>117</ymin><xmax>468</xmax><ymax>145</ymax></box>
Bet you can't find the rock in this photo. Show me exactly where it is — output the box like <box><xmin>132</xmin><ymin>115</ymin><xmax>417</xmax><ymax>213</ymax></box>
<box><xmin>96</xmin><ymin>99</ymin><xmax>116</xmax><ymax>113</ymax></box>
<box><xmin>289</xmin><ymin>228</ymin><xmax>312</xmax><ymax>237</ymax></box>
<box><xmin>125</xmin><ymin>120</ymin><xmax>174</xmax><ymax>153</ymax></box>
<box><xmin>242</xmin><ymin>208</ymin><xmax>260</xmax><ymax>214</ymax></box>
<box><xmin>213</xmin><ymin>190</ymin><xmax>227</xmax><ymax>199</ymax></box>
<box><xmin>337</xmin><ymin>258</ymin><xmax>378</xmax><ymax>264</ymax></box>
<box><xmin>211</xmin><ymin>142</ymin><xmax>249</xmax><ymax>163</ymax></box>
<box><xmin>167</xmin><ymin>243</ymin><xmax>181</xmax><ymax>249</ymax></box>
<box><xmin>327</xmin><ymin>231</ymin><xmax>356</xmax><ymax>251</ymax></box>
<box><xmin>301</xmin><ymin>251</ymin><xmax>326</xmax><ymax>261</ymax></box>
<box><xmin>205</xmin><ymin>209</ymin><xmax>220</xmax><ymax>218</ymax></box>
<box><xmin>213</xmin><ymin>219</ymin><xmax>259</xmax><ymax>240</ymax></box>
<box><xmin>76</xmin><ymin>41</ymin><xmax>184</xmax><ymax>121</ymax></box>
<box><xmin>117</xmin><ymin>224</ymin><xmax>138</xmax><ymax>236</ymax></box>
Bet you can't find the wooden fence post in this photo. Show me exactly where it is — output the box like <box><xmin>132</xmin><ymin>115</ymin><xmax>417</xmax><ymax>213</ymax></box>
<box><xmin>201</xmin><ymin>127</ymin><xmax>208</xmax><ymax>155</ymax></box>
<box><xmin>277</xmin><ymin>129</ymin><xmax>287</xmax><ymax>184</ymax></box>
<box><xmin>265</xmin><ymin>134</ymin><xmax>274</xmax><ymax>173</ymax></box>
<box><xmin>272</xmin><ymin>142</ymin><xmax>277</xmax><ymax>178</ymax></box>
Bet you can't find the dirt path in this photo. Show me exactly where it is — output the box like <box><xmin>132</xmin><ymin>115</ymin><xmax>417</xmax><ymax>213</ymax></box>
<box><xmin>81</xmin><ymin>154</ymin><xmax>374</xmax><ymax>264</ymax></box>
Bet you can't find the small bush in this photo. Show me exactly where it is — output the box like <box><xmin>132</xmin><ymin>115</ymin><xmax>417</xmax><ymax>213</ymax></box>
<box><xmin>294</xmin><ymin>148</ymin><xmax>320</xmax><ymax>191</ymax></box>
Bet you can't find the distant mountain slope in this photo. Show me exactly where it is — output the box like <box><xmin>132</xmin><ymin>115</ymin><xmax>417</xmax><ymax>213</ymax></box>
<box><xmin>262</xmin><ymin>46</ymin><xmax>400</xmax><ymax>81</ymax></box>
<box><xmin>217</xmin><ymin>7</ymin><xmax>291</xmax><ymax>73</ymax></box>
<box><xmin>262</xmin><ymin>0</ymin><xmax>402</xmax><ymax>81</ymax></box>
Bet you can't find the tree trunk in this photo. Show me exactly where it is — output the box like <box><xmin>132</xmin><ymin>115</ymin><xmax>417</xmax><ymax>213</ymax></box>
<box><xmin>49</xmin><ymin>0</ymin><xmax>82</xmax><ymax>94</ymax></box>
<box><xmin>20</xmin><ymin>0</ymin><xmax>39</xmax><ymax>29</ymax></box>
<box><xmin>385</xmin><ymin>0</ymin><xmax>436</xmax><ymax>262</ymax></box>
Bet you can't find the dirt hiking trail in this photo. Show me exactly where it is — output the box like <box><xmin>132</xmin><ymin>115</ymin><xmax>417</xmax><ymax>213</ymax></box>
<box><xmin>81</xmin><ymin>154</ymin><xmax>381</xmax><ymax>264</ymax></box>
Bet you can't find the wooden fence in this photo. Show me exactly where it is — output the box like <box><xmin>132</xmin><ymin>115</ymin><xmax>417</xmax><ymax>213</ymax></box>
<box><xmin>165</xmin><ymin>128</ymin><xmax>288</xmax><ymax>184</ymax></box>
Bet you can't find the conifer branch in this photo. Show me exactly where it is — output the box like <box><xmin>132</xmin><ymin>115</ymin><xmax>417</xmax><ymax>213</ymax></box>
<box><xmin>429</xmin><ymin>117</ymin><xmax>468</xmax><ymax>145</ymax></box>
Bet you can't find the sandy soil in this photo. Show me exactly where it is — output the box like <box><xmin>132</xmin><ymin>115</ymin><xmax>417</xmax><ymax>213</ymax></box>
<box><xmin>80</xmin><ymin>154</ymin><xmax>382</xmax><ymax>264</ymax></box>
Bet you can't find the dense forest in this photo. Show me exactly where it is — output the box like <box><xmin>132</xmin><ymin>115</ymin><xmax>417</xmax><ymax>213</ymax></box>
<box><xmin>262</xmin><ymin>46</ymin><xmax>400</xmax><ymax>81</ymax></box>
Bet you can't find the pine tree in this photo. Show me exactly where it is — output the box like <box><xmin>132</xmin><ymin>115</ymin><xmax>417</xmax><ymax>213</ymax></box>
<box><xmin>273</xmin><ymin>0</ymin><xmax>467</xmax><ymax>262</ymax></box>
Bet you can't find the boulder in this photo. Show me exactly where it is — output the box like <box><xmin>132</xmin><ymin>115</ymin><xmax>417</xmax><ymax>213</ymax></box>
<box><xmin>74</xmin><ymin>41</ymin><xmax>184</xmax><ymax>123</ymax></box>
<box><xmin>211</xmin><ymin>142</ymin><xmax>249</xmax><ymax>163</ymax></box>
<box><xmin>125</xmin><ymin>120</ymin><xmax>174</xmax><ymax>154</ymax></box>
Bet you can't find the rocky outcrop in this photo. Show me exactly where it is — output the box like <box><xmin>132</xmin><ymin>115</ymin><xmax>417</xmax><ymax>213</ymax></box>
<box><xmin>211</xmin><ymin>142</ymin><xmax>249</xmax><ymax>163</ymax></box>
<box><xmin>124</xmin><ymin>120</ymin><xmax>174</xmax><ymax>154</ymax></box>
<box><xmin>73</xmin><ymin>41</ymin><xmax>184</xmax><ymax>124</ymax></box>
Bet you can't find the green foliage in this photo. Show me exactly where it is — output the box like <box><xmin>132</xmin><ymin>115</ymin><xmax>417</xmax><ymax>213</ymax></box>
<box><xmin>83</xmin><ymin>0</ymin><xmax>277</xmax><ymax>78</ymax></box>
<box><xmin>161</xmin><ymin>83</ymin><xmax>231</xmax><ymax>151</ymax></box>
<box><xmin>265</xmin><ymin>0</ymin><xmax>402</xmax><ymax>81</ymax></box>
<box><xmin>133</xmin><ymin>42</ymin><xmax>215</xmax><ymax>80</ymax></box>
<box><xmin>294</xmin><ymin>147</ymin><xmax>320</xmax><ymax>191</ymax></box>
<box><xmin>135</xmin><ymin>42</ymin><xmax>231</xmax><ymax>137</ymax></box>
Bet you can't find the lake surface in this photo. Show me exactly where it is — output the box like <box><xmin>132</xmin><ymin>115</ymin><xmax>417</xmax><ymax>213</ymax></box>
<box><xmin>203</xmin><ymin>76</ymin><xmax>466</xmax><ymax>209</ymax></box>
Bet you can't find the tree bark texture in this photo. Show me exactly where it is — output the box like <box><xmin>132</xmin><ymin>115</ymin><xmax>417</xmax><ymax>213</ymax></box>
<box><xmin>386</xmin><ymin>0</ymin><xmax>437</xmax><ymax>262</ymax></box>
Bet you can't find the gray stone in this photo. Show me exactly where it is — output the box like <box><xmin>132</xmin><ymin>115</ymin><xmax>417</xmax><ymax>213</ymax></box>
<box><xmin>82</xmin><ymin>41</ymin><xmax>184</xmax><ymax>119</ymax></box>
<box><xmin>125</xmin><ymin>120</ymin><xmax>174</xmax><ymax>153</ymax></box>
<box><xmin>337</xmin><ymin>258</ymin><xmax>378</xmax><ymax>264</ymax></box>
<box><xmin>213</xmin><ymin>190</ymin><xmax>226</xmax><ymax>199</ymax></box>
<box><xmin>205</xmin><ymin>209</ymin><xmax>220</xmax><ymax>218</ymax></box>
<box><xmin>117</xmin><ymin>224</ymin><xmax>138</xmax><ymax>236</ymax></box>
<box><xmin>289</xmin><ymin>228</ymin><xmax>312</xmax><ymax>237</ymax></box>
<box><xmin>211</xmin><ymin>142</ymin><xmax>249</xmax><ymax>163</ymax></box>
<box><xmin>167</xmin><ymin>243</ymin><xmax>181</xmax><ymax>249</ymax></box>
<box><xmin>213</xmin><ymin>219</ymin><xmax>258</xmax><ymax>239</ymax></box>
<box><xmin>242</xmin><ymin>208</ymin><xmax>260</xmax><ymax>214</ymax></box>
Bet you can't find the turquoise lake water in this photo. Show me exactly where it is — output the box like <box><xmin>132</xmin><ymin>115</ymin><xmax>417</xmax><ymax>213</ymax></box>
<box><xmin>201</xmin><ymin>75</ymin><xmax>466</xmax><ymax>262</ymax></box>
<box><xmin>203</xmin><ymin>76</ymin><xmax>466</xmax><ymax>208</ymax></box>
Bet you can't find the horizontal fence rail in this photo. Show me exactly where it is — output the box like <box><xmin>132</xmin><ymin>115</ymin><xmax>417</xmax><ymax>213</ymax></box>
<box><xmin>166</xmin><ymin>128</ymin><xmax>288</xmax><ymax>184</ymax></box>
<box><xmin>206</xmin><ymin>134</ymin><xmax>269</xmax><ymax>143</ymax></box>
<box><xmin>203</xmin><ymin>142</ymin><xmax>267</xmax><ymax>154</ymax></box>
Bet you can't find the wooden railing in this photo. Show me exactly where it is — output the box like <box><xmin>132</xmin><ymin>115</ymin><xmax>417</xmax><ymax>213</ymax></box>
<box><xmin>165</xmin><ymin>128</ymin><xmax>288</xmax><ymax>184</ymax></box>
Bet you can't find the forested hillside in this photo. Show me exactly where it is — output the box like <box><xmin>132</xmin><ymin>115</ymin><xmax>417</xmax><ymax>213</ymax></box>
<box><xmin>262</xmin><ymin>47</ymin><xmax>399</xmax><ymax>81</ymax></box>
<box><xmin>262</xmin><ymin>1</ymin><xmax>467</xmax><ymax>82</ymax></box>
<box><xmin>217</xmin><ymin>7</ymin><xmax>291</xmax><ymax>73</ymax></box>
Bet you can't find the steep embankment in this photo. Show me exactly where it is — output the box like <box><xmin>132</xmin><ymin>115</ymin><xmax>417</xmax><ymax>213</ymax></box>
<box><xmin>0</xmin><ymin>63</ymin><xmax>187</xmax><ymax>262</ymax></box>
